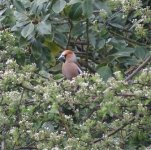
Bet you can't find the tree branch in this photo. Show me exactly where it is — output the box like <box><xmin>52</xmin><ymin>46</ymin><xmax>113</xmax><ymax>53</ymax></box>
<box><xmin>109</xmin><ymin>30</ymin><xmax>150</xmax><ymax>48</ymax></box>
<box><xmin>125</xmin><ymin>56</ymin><xmax>151</xmax><ymax>81</ymax></box>
<box><xmin>93</xmin><ymin>118</ymin><xmax>135</xmax><ymax>143</ymax></box>
<box><xmin>66</xmin><ymin>19</ymin><xmax>73</xmax><ymax>49</ymax></box>
<box><xmin>86</xmin><ymin>19</ymin><xmax>90</xmax><ymax>71</ymax></box>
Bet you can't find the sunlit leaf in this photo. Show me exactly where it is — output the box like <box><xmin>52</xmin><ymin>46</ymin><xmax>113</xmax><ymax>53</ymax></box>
<box><xmin>52</xmin><ymin>0</ymin><xmax>66</xmax><ymax>13</ymax></box>
<box><xmin>82</xmin><ymin>0</ymin><xmax>93</xmax><ymax>18</ymax></box>
<box><xmin>0</xmin><ymin>8</ymin><xmax>7</xmax><ymax>16</ymax></box>
<box><xmin>14</xmin><ymin>11</ymin><xmax>28</xmax><ymax>21</ymax></box>
<box><xmin>21</xmin><ymin>22</ymin><xmax>35</xmax><ymax>38</ymax></box>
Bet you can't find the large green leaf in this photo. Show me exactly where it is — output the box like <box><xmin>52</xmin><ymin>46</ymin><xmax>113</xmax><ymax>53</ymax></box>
<box><xmin>14</xmin><ymin>11</ymin><xmax>28</xmax><ymax>21</ymax></box>
<box><xmin>110</xmin><ymin>47</ymin><xmax>135</xmax><ymax>58</ymax></box>
<box><xmin>96</xmin><ymin>39</ymin><xmax>106</xmax><ymax>49</ymax></box>
<box><xmin>68</xmin><ymin>2</ymin><xmax>82</xmax><ymax>20</ymax></box>
<box><xmin>37</xmin><ymin>21</ymin><xmax>51</xmax><ymax>35</ymax></box>
<box><xmin>97</xmin><ymin>66</ymin><xmax>112</xmax><ymax>81</ymax></box>
<box><xmin>82</xmin><ymin>0</ymin><xmax>93</xmax><ymax>18</ymax></box>
<box><xmin>21</xmin><ymin>22</ymin><xmax>35</xmax><ymax>38</ymax></box>
<box><xmin>71</xmin><ymin>22</ymin><xmax>85</xmax><ymax>37</ymax></box>
<box><xmin>13</xmin><ymin>0</ymin><xmax>25</xmax><ymax>12</ymax></box>
<box><xmin>52</xmin><ymin>0</ymin><xmax>66</xmax><ymax>13</ymax></box>
<box><xmin>20</xmin><ymin>0</ymin><xmax>31</xmax><ymax>8</ymax></box>
<box><xmin>94</xmin><ymin>1</ymin><xmax>111</xmax><ymax>13</ymax></box>
<box><xmin>135</xmin><ymin>47</ymin><xmax>149</xmax><ymax>60</ymax></box>
<box><xmin>30</xmin><ymin>0</ymin><xmax>49</xmax><ymax>14</ymax></box>
<box><xmin>109</xmin><ymin>23</ymin><xmax>124</xmax><ymax>29</ymax></box>
<box><xmin>11</xmin><ymin>20</ymin><xmax>30</xmax><ymax>31</ymax></box>
<box><xmin>110</xmin><ymin>38</ymin><xmax>128</xmax><ymax>51</ymax></box>
<box><xmin>16</xmin><ymin>20</ymin><xmax>30</xmax><ymax>28</ymax></box>
<box><xmin>54</xmin><ymin>32</ymin><xmax>67</xmax><ymax>48</ymax></box>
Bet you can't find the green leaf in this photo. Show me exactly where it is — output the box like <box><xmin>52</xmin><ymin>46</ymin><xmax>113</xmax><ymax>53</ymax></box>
<box><xmin>19</xmin><ymin>0</ymin><xmax>31</xmax><ymax>8</ymax></box>
<box><xmin>97</xmin><ymin>39</ymin><xmax>106</xmax><ymax>49</ymax></box>
<box><xmin>16</xmin><ymin>20</ymin><xmax>30</xmax><ymax>28</ymax></box>
<box><xmin>68</xmin><ymin>0</ymin><xmax>81</xmax><ymax>5</ymax></box>
<box><xmin>13</xmin><ymin>0</ymin><xmax>25</xmax><ymax>12</ymax></box>
<box><xmin>14</xmin><ymin>11</ymin><xmax>28</xmax><ymax>21</ymax></box>
<box><xmin>110</xmin><ymin>38</ymin><xmax>127</xmax><ymax>51</ymax></box>
<box><xmin>110</xmin><ymin>47</ymin><xmax>135</xmax><ymax>58</ymax></box>
<box><xmin>68</xmin><ymin>2</ymin><xmax>82</xmax><ymax>20</ymax></box>
<box><xmin>89</xmin><ymin>34</ymin><xmax>96</xmax><ymax>48</ymax></box>
<box><xmin>82</xmin><ymin>0</ymin><xmax>93</xmax><ymax>18</ymax></box>
<box><xmin>30</xmin><ymin>0</ymin><xmax>49</xmax><ymax>14</ymax></box>
<box><xmin>109</xmin><ymin>23</ymin><xmax>124</xmax><ymax>29</ymax></box>
<box><xmin>71</xmin><ymin>22</ymin><xmax>85</xmax><ymax>37</ymax></box>
<box><xmin>21</xmin><ymin>22</ymin><xmax>35</xmax><ymax>38</ymax></box>
<box><xmin>135</xmin><ymin>47</ymin><xmax>149</xmax><ymax>60</ymax></box>
<box><xmin>54</xmin><ymin>33</ymin><xmax>67</xmax><ymax>48</ymax></box>
<box><xmin>97</xmin><ymin>66</ymin><xmax>112</xmax><ymax>81</ymax></box>
<box><xmin>0</xmin><ymin>8</ymin><xmax>7</xmax><ymax>16</ymax></box>
<box><xmin>0</xmin><ymin>16</ymin><xmax>5</xmax><ymax>22</ymax></box>
<box><xmin>36</xmin><ymin>0</ymin><xmax>48</xmax><ymax>4</ymax></box>
<box><xmin>37</xmin><ymin>21</ymin><xmax>51</xmax><ymax>35</ymax></box>
<box><xmin>11</xmin><ymin>20</ymin><xmax>30</xmax><ymax>31</ymax></box>
<box><xmin>52</xmin><ymin>0</ymin><xmax>66</xmax><ymax>13</ymax></box>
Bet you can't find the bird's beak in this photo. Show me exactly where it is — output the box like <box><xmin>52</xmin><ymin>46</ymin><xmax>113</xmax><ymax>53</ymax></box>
<box><xmin>58</xmin><ymin>54</ymin><xmax>65</xmax><ymax>62</ymax></box>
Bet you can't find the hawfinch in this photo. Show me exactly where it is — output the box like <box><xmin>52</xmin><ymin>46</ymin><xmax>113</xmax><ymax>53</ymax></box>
<box><xmin>58</xmin><ymin>50</ymin><xmax>82</xmax><ymax>80</ymax></box>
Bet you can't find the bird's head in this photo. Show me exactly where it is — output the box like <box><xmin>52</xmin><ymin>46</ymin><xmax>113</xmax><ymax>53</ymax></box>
<box><xmin>58</xmin><ymin>50</ymin><xmax>77</xmax><ymax>63</ymax></box>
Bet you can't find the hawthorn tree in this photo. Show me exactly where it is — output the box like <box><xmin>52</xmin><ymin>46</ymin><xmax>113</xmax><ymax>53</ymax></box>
<box><xmin>0</xmin><ymin>0</ymin><xmax>151</xmax><ymax>149</ymax></box>
<box><xmin>0</xmin><ymin>0</ymin><xmax>150</xmax><ymax>78</ymax></box>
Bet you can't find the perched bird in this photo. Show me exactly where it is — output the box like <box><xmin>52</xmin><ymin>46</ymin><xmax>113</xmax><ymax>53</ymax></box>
<box><xmin>58</xmin><ymin>50</ymin><xmax>82</xmax><ymax>80</ymax></box>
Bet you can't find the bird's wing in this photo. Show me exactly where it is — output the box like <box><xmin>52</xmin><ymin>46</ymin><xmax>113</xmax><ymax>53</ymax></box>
<box><xmin>77</xmin><ymin>66</ymin><xmax>82</xmax><ymax>74</ymax></box>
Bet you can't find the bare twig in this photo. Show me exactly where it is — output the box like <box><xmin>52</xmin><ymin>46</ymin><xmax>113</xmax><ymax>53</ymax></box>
<box><xmin>109</xmin><ymin>30</ymin><xmax>151</xmax><ymax>48</ymax></box>
<box><xmin>125</xmin><ymin>56</ymin><xmax>151</xmax><ymax>81</ymax></box>
<box><xmin>15</xmin><ymin>147</ymin><xmax>38</xmax><ymax>150</ymax></box>
<box><xmin>66</xmin><ymin>19</ymin><xmax>73</xmax><ymax>49</ymax></box>
<box><xmin>69</xmin><ymin>40</ymin><xmax>88</xmax><ymax>46</ymax></box>
<box><xmin>93</xmin><ymin>118</ymin><xmax>135</xmax><ymax>143</ymax></box>
<box><xmin>1</xmin><ymin>128</ymin><xmax>6</xmax><ymax>150</ymax></box>
<box><xmin>86</xmin><ymin>19</ymin><xmax>90</xmax><ymax>71</ymax></box>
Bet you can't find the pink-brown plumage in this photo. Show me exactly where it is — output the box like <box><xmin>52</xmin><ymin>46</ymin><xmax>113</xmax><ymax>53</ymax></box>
<box><xmin>58</xmin><ymin>50</ymin><xmax>82</xmax><ymax>80</ymax></box>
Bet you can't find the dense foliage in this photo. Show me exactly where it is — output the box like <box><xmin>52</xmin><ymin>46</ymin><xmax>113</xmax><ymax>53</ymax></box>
<box><xmin>0</xmin><ymin>0</ymin><xmax>151</xmax><ymax>78</ymax></box>
<box><xmin>0</xmin><ymin>0</ymin><xmax>151</xmax><ymax>149</ymax></box>
<box><xmin>0</xmin><ymin>30</ymin><xmax>151</xmax><ymax>150</ymax></box>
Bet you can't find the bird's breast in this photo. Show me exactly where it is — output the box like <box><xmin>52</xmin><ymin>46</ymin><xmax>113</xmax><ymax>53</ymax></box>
<box><xmin>62</xmin><ymin>62</ymin><xmax>81</xmax><ymax>80</ymax></box>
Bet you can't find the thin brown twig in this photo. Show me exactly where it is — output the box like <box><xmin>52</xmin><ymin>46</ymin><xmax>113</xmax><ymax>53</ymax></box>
<box><xmin>93</xmin><ymin>118</ymin><xmax>135</xmax><ymax>143</ymax></box>
<box><xmin>66</xmin><ymin>19</ymin><xmax>73</xmax><ymax>49</ymax></box>
<box><xmin>69</xmin><ymin>40</ymin><xmax>88</xmax><ymax>46</ymax></box>
<box><xmin>125</xmin><ymin>56</ymin><xmax>151</xmax><ymax>81</ymax></box>
<box><xmin>86</xmin><ymin>19</ymin><xmax>90</xmax><ymax>71</ymax></box>
<box><xmin>109</xmin><ymin>30</ymin><xmax>150</xmax><ymax>48</ymax></box>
